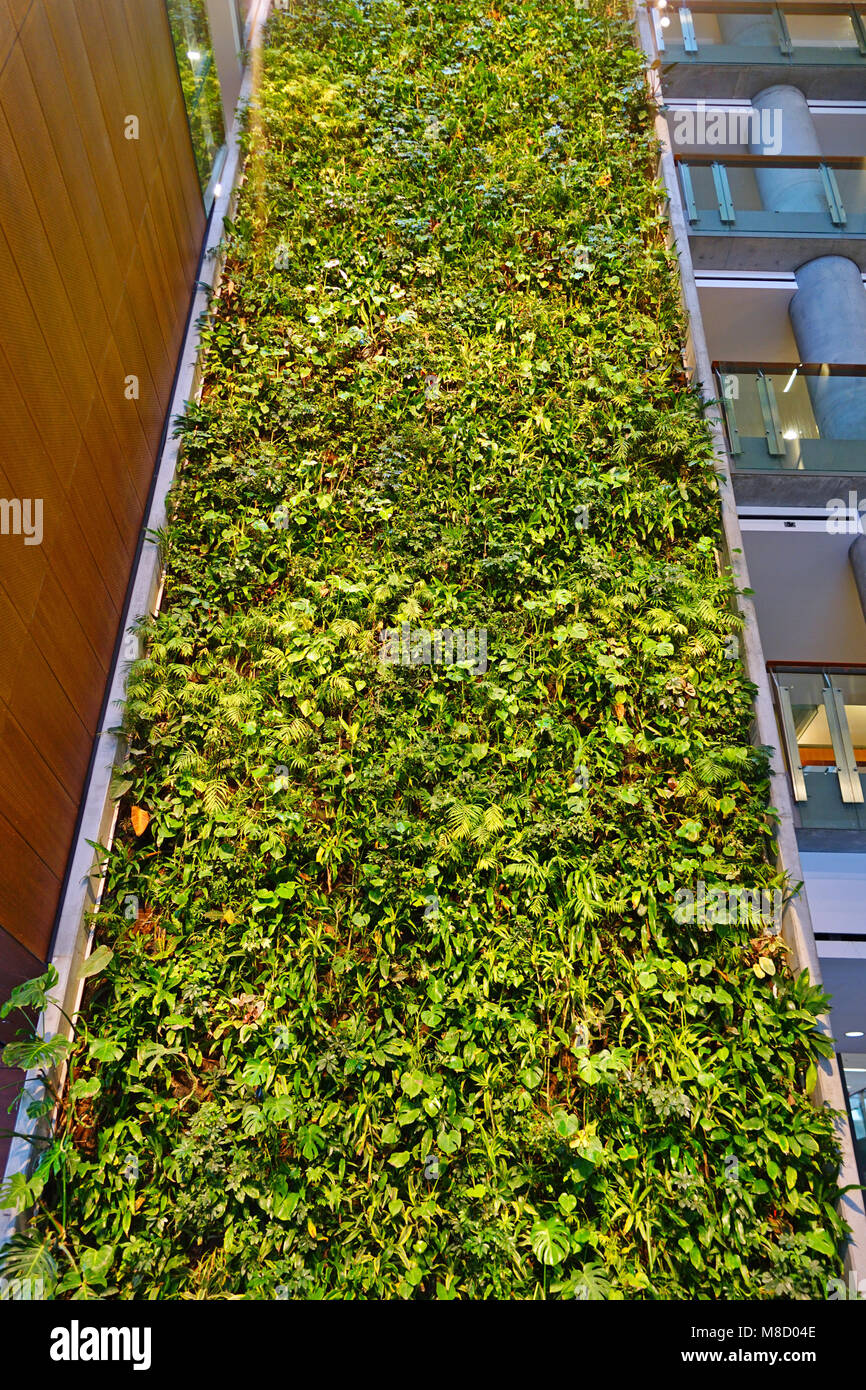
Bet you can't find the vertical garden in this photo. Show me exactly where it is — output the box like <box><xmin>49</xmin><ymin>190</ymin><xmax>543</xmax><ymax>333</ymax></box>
<box><xmin>1</xmin><ymin>0</ymin><xmax>846</xmax><ymax>1298</ymax></box>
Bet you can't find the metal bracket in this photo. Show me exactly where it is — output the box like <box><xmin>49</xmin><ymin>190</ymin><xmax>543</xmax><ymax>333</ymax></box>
<box><xmin>823</xmin><ymin>678</ymin><xmax>864</xmax><ymax>804</ymax></box>
<box><xmin>679</xmin><ymin>6</ymin><xmax>698</xmax><ymax>53</ymax></box>
<box><xmin>679</xmin><ymin>162</ymin><xmax>699</xmax><ymax>224</ymax></box>
<box><xmin>774</xmin><ymin>681</ymin><xmax>808</xmax><ymax>802</ymax></box>
<box><xmin>819</xmin><ymin>163</ymin><xmax>847</xmax><ymax>227</ymax></box>
<box><xmin>850</xmin><ymin>5</ymin><xmax>866</xmax><ymax>56</ymax></box>
<box><xmin>652</xmin><ymin>7</ymin><xmax>666</xmax><ymax>52</ymax></box>
<box><xmin>711</xmin><ymin>161</ymin><xmax>735</xmax><ymax>225</ymax></box>
<box><xmin>715</xmin><ymin>368</ymin><xmax>742</xmax><ymax>455</ymax></box>
<box><xmin>773</xmin><ymin>5</ymin><xmax>794</xmax><ymax>55</ymax></box>
<box><xmin>756</xmin><ymin>372</ymin><xmax>785</xmax><ymax>455</ymax></box>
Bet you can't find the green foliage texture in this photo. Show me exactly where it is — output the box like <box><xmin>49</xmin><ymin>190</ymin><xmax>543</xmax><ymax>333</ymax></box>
<box><xmin>4</xmin><ymin>0</ymin><xmax>846</xmax><ymax>1299</ymax></box>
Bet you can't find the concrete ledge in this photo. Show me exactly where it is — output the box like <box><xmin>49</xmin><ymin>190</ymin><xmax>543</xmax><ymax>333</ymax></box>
<box><xmin>662</xmin><ymin>62</ymin><xmax>866</xmax><ymax>104</ymax></box>
<box><xmin>637</xmin><ymin>0</ymin><xmax>866</xmax><ymax>1279</ymax></box>
<box><xmin>733</xmin><ymin>472</ymin><xmax>866</xmax><ymax>508</ymax></box>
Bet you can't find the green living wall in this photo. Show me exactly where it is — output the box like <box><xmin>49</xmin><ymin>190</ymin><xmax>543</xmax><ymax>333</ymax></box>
<box><xmin>1</xmin><ymin>0</ymin><xmax>846</xmax><ymax>1298</ymax></box>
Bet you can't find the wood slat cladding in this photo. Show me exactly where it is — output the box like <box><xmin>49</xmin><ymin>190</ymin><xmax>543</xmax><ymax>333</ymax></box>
<box><xmin>0</xmin><ymin>0</ymin><xmax>205</xmax><ymax>963</ymax></box>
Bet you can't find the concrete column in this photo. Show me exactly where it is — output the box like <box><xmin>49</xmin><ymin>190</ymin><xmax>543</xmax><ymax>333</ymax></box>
<box><xmin>718</xmin><ymin>13</ymin><xmax>778</xmax><ymax>46</ymax></box>
<box><xmin>850</xmin><ymin>534</ymin><xmax>866</xmax><ymax>623</ymax></box>
<box><xmin>789</xmin><ymin>257</ymin><xmax>866</xmax><ymax>439</ymax></box>
<box><xmin>749</xmin><ymin>85</ymin><xmax>825</xmax><ymax>214</ymax></box>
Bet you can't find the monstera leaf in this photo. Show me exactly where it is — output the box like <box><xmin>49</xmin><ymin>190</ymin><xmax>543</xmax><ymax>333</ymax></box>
<box><xmin>530</xmin><ymin>1217</ymin><xmax>571</xmax><ymax>1266</ymax></box>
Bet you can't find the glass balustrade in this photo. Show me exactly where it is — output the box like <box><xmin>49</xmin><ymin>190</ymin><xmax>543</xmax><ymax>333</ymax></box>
<box><xmin>677</xmin><ymin>157</ymin><xmax>866</xmax><ymax>236</ymax></box>
<box><xmin>715</xmin><ymin>364</ymin><xmax>866</xmax><ymax>472</ymax></box>
<box><xmin>654</xmin><ymin>4</ymin><xmax>866</xmax><ymax>63</ymax></box>
<box><xmin>840</xmin><ymin>1062</ymin><xmax>866</xmax><ymax>1185</ymax></box>
<box><xmin>771</xmin><ymin>666</ymin><xmax>866</xmax><ymax>828</ymax></box>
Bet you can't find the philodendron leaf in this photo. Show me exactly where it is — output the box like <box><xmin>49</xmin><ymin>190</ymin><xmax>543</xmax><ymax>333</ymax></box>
<box><xmin>88</xmin><ymin>1038</ymin><xmax>124</xmax><ymax>1064</ymax></box>
<box><xmin>77</xmin><ymin>945</ymin><xmax>114</xmax><ymax>980</ymax></box>
<box><xmin>79</xmin><ymin>1245</ymin><xmax>114</xmax><ymax>1287</ymax></box>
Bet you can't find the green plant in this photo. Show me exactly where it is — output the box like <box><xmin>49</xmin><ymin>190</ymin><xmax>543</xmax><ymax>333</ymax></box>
<box><xmin>0</xmin><ymin>0</ymin><xmax>847</xmax><ymax>1300</ymax></box>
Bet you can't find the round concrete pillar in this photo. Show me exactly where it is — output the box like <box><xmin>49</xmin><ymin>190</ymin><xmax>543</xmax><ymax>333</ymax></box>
<box><xmin>789</xmin><ymin>257</ymin><xmax>866</xmax><ymax>439</ymax></box>
<box><xmin>749</xmin><ymin>86</ymin><xmax>825</xmax><ymax>214</ymax></box>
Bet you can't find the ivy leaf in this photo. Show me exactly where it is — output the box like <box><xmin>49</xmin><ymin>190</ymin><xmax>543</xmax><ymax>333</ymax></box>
<box><xmin>69</xmin><ymin>1077</ymin><xmax>101</xmax><ymax>1101</ymax></box>
<box><xmin>677</xmin><ymin>819</ymin><xmax>702</xmax><ymax>843</ymax></box>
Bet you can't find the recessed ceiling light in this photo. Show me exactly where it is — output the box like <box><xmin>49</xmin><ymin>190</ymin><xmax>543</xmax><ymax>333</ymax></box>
<box><xmin>660</xmin><ymin>16</ymin><xmax>671</xmax><ymax>25</ymax></box>
<box><xmin>845</xmin><ymin>1030</ymin><xmax>865</xmax><ymax>1038</ymax></box>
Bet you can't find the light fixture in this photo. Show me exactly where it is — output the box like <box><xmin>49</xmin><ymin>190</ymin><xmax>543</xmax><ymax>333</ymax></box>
<box><xmin>783</xmin><ymin>368</ymin><xmax>798</xmax><ymax>393</ymax></box>
<box><xmin>845</xmin><ymin>1030</ymin><xmax>865</xmax><ymax>1038</ymax></box>
<box><xmin>657</xmin><ymin>1</ymin><xmax>668</xmax><ymax>8</ymax></box>
<box><xmin>660</xmin><ymin>15</ymin><xmax>671</xmax><ymax>25</ymax></box>
<box><xmin>782</xmin><ymin>429</ymin><xmax>799</xmax><ymax>441</ymax></box>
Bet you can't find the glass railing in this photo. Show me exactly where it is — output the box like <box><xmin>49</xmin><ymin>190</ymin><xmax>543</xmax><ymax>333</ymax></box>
<box><xmin>653</xmin><ymin>3</ymin><xmax>866</xmax><ymax>64</ymax></box>
<box><xmin>165</xmin><ymin>0</ymin><xmax>226</xmax><ymax>200</ymax></box>
<box><xmin>715</xmin><ymin>363</ymin><xmax>866</xmax><ymax>472</ymax></box>
<box><xmin>841</xmin><ymin>1066</ymin><xmax>866</xmax><ymax>1186</ymax></box>
<box><xmin>771</xmin><ymin>666</ymin><xmax>866</xmax><ymax>829</ymax></box>
<box><xmin>677</xmin><ymin>156</ymin><xmax>866</xmax><ymax>237</ymax></box>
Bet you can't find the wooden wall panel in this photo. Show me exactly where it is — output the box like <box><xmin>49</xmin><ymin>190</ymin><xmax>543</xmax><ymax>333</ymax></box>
<box><xmin>0</xmin><ymin>0</ymin><xmax>206</xmax><ymax>961</ymax></box>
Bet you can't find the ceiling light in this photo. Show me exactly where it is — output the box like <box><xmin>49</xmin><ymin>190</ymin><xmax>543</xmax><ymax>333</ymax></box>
<box><xmin>660</xmin><ymin>15</ymin><xmax>671</xmax><ymax>26</ymax></box>
<box><xmin>782</xmin><ymin>429</ymin><xmax>799</xmax><ymax>440</ymax></box>
<box><xmin>845</xmin><ymin>1030</ymin><xmax>865</xmax><ymax>1038</ymax></box>
<box><xmin>783</xmin><ymin>368</ymin><xmax>798</xmax><ymax>393</ymax></box>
